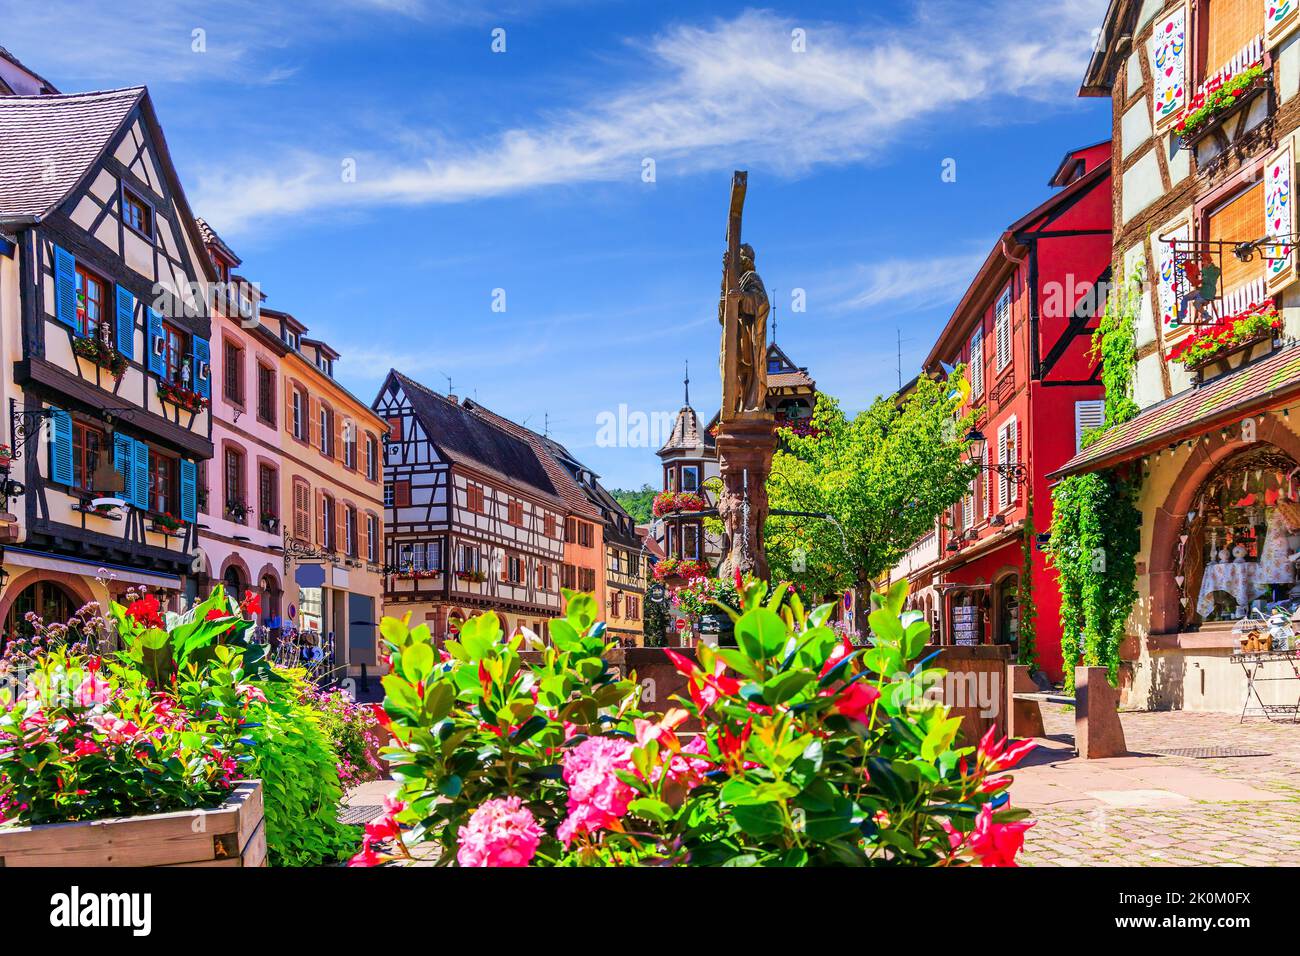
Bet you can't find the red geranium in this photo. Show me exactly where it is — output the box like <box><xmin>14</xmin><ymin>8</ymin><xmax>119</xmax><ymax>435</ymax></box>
<box><xmin>240</xmin><ymin>589</ymin><xmax>261</xmax><ymax>616</ymax></box>
<box><xmin>125</xmin><ymin>593</ymin><xmax>164</xmax><ymax>629</ymax></box>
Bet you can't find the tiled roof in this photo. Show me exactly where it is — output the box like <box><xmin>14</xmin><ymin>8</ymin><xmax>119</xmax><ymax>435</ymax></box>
<box><xmin>195</xmin><ymin>216</ymin><xmax>241</xmax><ymax>266</ymax></box>
<box><xmin>1053</xmin><ymin>343</ymin><xmax>1300</xmax><ymax>477</ymax></box>
<box><xmin>393</xmin><ymin>372</ymin><xmax>564</xmax><ymax>506</ymax></box>
<box><xmin>462</xmin><ymin>400</ymin><xmax>601</xmax><ymax>519</ymax></box>
<box><xmin>770</xmin><ymin>369</ymin><xmax>814</xmax><ymax>388</ymax></box>
<box><xmin>658</xmin><ymin>405</ymin><xmax>712</xmax><ymax>455</ymax></box>
<box><xmin>0</xmin><ymin>88</ymin><xmax>142</xmax><ymax>222</ymax></box>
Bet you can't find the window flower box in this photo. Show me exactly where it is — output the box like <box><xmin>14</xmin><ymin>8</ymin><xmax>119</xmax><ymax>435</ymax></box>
<box><xmin>226</xmin><ymin>499</ymin><xmax>250</xmax><ymax>522</ymax></box>
<box><xmin>0</xmin><ymin>780</ymin><xmax>266</xmax><ymax>867</ymax></box>
<box><xmin>652</xmin><ymin>491</ymin><xmax>707</xmax><ymax>518</ymax></box>
<box><xmin>652</xmin><ymin>557</ymin><xmax>711</xmax><ymax>582</ymax></box>
<box><xmin>0</xmin><ymin>444</ymin><xmax>11</xmax><ymax>468</ymax></box>
<box><xmin>157</xmin><ymin>380</ymin><xmax>208</xmax><ymax>413</ymax></box>
<box><xmin>455</xmin><ymin>570</ymin><xmax>486</xmax><ymax>583</ymax></box>
<box><xmin>1174</xmin><ymin>64</ymin><xmax>1267</xmax><ymax>144</ymax></box>
<box><xmin>260</xmin><ymin>513</ymin><xmax>279</xmax><ymax>533</ymax></box>
<box><xmin>72</xmin><ymin>334</ymin><xmax>128</xmax><ymax>378</ymax></box>
<box><xmin>1166</xmin><ymin>301</ymin><xmax>1283</xmax><ymax>369</ymax></box>
<box><xmin>149</xmin><ymin>512</ymin><xmax>184</xmax><ymax>534</ymax></box>
<box><xmin>398</xmin><ymin>569</ymin><xmax>441</xmax><ymax>581</ymax></box>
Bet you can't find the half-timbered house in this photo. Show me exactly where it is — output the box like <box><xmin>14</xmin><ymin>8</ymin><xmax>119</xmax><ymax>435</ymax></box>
<box><xmin>374</xmin><ymin>371</ymin><xmax>567</xmax><ymax>642</ymax></box>
<box><xmin>0</xmin><ymin>86</ymin><xmax>215</xmax><ymax>638</ymax></box>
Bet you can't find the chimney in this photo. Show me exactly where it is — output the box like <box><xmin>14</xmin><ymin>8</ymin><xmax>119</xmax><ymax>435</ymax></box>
<box><xmin>447</xmin><ymin>394</ymin><xmax>459</xmax><ymax>405</ymax></box>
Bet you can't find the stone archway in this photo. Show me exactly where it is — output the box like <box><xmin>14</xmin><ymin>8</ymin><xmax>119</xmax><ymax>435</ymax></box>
<box><xmin>217</xmin><ymin>554</ymin><xmax>252</xmax><ymax>600</ymax></box>
<box><xmin>1149</xmin><ymin>413</ymin><xmax>1300</xmax><ymax>634</ymax></box>
<box><xmin>0</xmin><ymin>571</ymin><xmax>96</xmax><ymax>650</ymax></box>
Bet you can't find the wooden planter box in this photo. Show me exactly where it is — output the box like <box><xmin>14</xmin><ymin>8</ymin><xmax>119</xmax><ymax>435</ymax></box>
<box><xmin>0</xmin><ymin>780</ymin><xmax>265</xmax><ymax>867</ymax></box>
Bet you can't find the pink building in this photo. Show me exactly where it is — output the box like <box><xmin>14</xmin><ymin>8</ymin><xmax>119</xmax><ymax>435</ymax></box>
<box><xmin>193</xmin><ymin>219</ymin><xmax>286</xmax><ymax>620</ymax></box>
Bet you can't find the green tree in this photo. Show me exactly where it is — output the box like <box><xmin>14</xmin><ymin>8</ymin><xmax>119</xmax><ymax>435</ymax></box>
<box><xmin>765</xmin><ymin>381</ymin><xmax>977</xmax><ymax>627</ymax></box>
<box><xmin>610</xmin><ymin>484</ymin><xmax>657</xmax><ymax>524</ymax></box>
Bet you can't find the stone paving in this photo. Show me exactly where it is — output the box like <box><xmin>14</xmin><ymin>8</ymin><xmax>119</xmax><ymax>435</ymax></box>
<box><xmin>1017</xmin><ymin>706</ymin><xmax>1300</xmax><ymax>867</ymax></box>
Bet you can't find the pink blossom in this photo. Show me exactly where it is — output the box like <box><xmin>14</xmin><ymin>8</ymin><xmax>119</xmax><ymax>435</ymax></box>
<box><xmin>71</xmin><ymin>738</ymin><xmax>101</xmax><ymax>758</ymax></box>
<box><xmin>456</xmin><ymin>796</ymin><xmax>545</xmax><ymax>867</ymax></box>
<box><xmin>557</xmin><ymin>735</ymin><xmax>636</xmax><ymax>845</ymax></box>
<box><xmin>942</xmin><ymin>804</ymin><xmax>1034</xmax><ymax>867</ymax></box>
<box><xmin>74</xmin><ymin>674</ymin><xmax>111</xmax><ymax>709</ymax></box>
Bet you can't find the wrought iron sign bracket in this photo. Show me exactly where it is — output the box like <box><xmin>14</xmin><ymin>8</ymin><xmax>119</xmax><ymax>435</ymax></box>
<box><xmin>6</xmin><ymin>398</ymin><xmax>56</xmax><ymax>466</ymax></box>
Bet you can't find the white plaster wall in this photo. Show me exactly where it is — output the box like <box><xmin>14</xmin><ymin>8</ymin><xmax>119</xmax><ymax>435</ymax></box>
<box><xmin>1122</xmin><ymin>99</ymin><xmax>1152</xmax><ymax>159</ymax></box>
<box><xmin>1123</xmin><ymin>150</ymin><xmax>1164</xmax><ymax>225</ymax></box>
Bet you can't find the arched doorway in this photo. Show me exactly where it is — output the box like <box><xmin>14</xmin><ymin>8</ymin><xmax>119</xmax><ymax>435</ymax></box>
<box><xmin>994</xmin><ymin>574</ymin><xmax>1021</xmax><ymax>650</ymax></box>
<box><xmin>223</xmin><ymin>565</ymin><xmax>246</xmax><ymax>599</ymax></box>
<box><xmin>3</xmin><ymin>580</ymin><xmax>77</xmax><ymax>650</ymax></box>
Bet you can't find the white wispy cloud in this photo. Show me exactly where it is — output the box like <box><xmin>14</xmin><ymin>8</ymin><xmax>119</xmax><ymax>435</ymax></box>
<box><xmin>819</xmin><ymin>251</ymin><xmax>992</xmax><ymax>316</ymax></box>
<box><xmin>186</xmin><ymin>1</ymin><xmax>1106</xmax><ymax>232</ymax></box>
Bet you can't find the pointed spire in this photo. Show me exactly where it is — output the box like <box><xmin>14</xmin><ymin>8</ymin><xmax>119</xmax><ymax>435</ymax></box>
<box><xmin>684</xmin><ymin>359</ymin><xmax>691</xmax><ymax>408</ymax></box>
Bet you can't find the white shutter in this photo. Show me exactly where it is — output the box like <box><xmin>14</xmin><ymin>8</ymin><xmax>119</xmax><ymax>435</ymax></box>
<box><xmin>1074</xmin><ymin>400</ymin><xmax>1106</xmax><ymax>453</ymax></box>
<box><xmin>1268</xmin><ymin>0</ymin><xmax>1300</xmax><ymax>47</ymax></box>
<box><xmin>969</xmin><ymin>328</ymin><xmax>984</xmax><ymax>398</ymax></box>
<box><xmin>1265</xmin><ymin>140</ymin><xmax>1297</xmax><ymax>295</ymax></box>
<box><xmin>997</xmin><ymin>417</ymin><xmax>1019</xmax><ymax>511</ymax></box>
<box><xmin>994</xmin><ymin>289</ymin><xmax>1012</xmax><ymax>372</ymax></box>
<box><xmin>1150</xmin><ymin>4</ymin><xmax>1188</xmax><ymax>131</ymax></box>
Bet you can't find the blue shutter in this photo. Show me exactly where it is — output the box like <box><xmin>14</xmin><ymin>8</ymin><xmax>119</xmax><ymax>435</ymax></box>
<box><xmin>54</xmin><ymin>245</ymin><xmax>77</xmax><ymax>329</ymax></box>
<box><xmin>115</xmin><ymin>285</ymin><xmax>135</xmax><ymax>359</ymax></box>
<box><xmin>192</xmin><ymin>336</ymin><xmax>211</xmax><ymax>398</ymax></box>
<box><xmin>113</xmin><ymin>433</ymin><xmax>132</xmax><ymax>502</ymax></box>
<box><xmin>180</xmin><ymin>458</ymin><xmax>196</xmax><ymax>522</ymax></box>
<box><xmin>146</xmin><ymin>308</ymin><xmax>165</xmax><ymax>375</ymax></box>
<box><xmin>48</xmin><ymin>407</ymin><xmax>73</xmax><ymax>485</ymax></box>
<box><xmin>133</xmin><ymin>439</ymin><xmax>150</xmax><ymax>512</ymax></box>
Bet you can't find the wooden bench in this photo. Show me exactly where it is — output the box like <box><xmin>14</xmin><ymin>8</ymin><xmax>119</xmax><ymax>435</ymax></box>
<box><xmin>1007</xmin><ymin>665</ymin><xmax>1127</xmax><ymax>759</ymax></box>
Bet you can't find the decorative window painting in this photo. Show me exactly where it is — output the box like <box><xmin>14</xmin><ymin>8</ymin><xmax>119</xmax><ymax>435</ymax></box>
<box><xmin>1265</xmin><ymin>142</ymin><xmax>1296</xmax><ymax>294</ymax></box>
<box><xmin>1151</xmin><ymin>6</ymin><xmax>1188</xmax><ymax>128</ymax></box>
<box><xmin>1267</xmin><ymin>0</ymin><xmax>1300</xmax><ymax>45</ymax></box>
<box><xmin>1157</xmin><ymin>223</ymin><xmax>1189</xmax><ymax>330</ymax></box>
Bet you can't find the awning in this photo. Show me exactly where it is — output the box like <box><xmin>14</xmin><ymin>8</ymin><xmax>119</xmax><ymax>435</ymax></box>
<box><xmin>3</xmin><ymin>547</ymin><xmax>182</xmax><ymax>590</ymax></box>
<box><xmin>1052</xmin><ymin>342</ymin><xmax>1300</xmax><ymax>478</ymax></box>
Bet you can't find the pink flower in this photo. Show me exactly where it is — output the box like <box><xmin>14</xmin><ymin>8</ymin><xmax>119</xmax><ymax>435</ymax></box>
<box><xmin>456</xmin><ymin>796</ymin><xmax>544</xmax><ymax>867</ymax></box>
<box><xmin>74</xmin><ymin>674</ymin><xmax>111</xmax><ymax>709</ymax></box>
<box><xmin>822</xmin><ymin>679</ymin><xmax>881</xmax><ymax>725</ymax></box>
<box><xmin>71</xmin><ymin>738</ymin><xmax>101</xmax><ymax>758</ymax></box>
<box><xmin>348</xmin><ymin>835</ymin><xmax>386</xmax><ymax>867</ymax></box>
<box><xmin>943</xmin><ymin>804</ymin><xmax>1034</xmax><ymax>867</ymax></box>
<box><xmin>557</xmin><ymin>735</ymin><xmax>636</xmax><ymax>845</ymax></box>
<box><xmin>976</xmin><ymin>726</ymin><xmax>1036</xmax><ymax>772</ymax></box>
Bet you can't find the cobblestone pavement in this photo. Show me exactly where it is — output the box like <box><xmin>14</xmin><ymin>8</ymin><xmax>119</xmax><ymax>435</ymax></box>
<box><xmin>1017</xmin><ymin>706</ymin><xmax>1300</xmax><ymax>867</ymax></box>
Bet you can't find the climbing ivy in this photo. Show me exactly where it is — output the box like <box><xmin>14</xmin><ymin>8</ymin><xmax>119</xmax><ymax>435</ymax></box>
<box><xmin>1049</xmin><ymin>259</ymin><xmax>1145</xmax><ymax>693</ymax></box>
<box><xmin>1017</xmin><ymin>488</ymin><xmax>1039</xmax><ymax>671</ymax></box>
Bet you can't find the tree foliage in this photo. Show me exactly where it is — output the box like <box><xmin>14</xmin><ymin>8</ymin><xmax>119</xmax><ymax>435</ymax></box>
<box><xmin>765</xmin><ymin>381</ymin><xmax>978</xmax><ymax>612</ymax></box>
<box><xmin>610</xmin><ymin>484</ymin><xmax>657</xmax><ymax>524</ymax></box>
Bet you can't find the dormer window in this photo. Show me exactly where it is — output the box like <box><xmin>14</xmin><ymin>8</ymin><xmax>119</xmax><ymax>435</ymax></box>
<box><xmin>122</xmin><ymin>187</ymin><xmax>152</xmax><ymax>239</ymax></box>
<box><xmin>284</xmin><ymin>328</ymin><xmax>298</xmax><ymax>351</ymax></box>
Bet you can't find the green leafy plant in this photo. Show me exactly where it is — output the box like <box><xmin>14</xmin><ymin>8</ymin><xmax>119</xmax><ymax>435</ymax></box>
<box><xmin>1174</xmin><ymin>64</ymin><xmax>1265</xmax><ymax>139</ymax></box>
<box><xmin>357</xmin><ymin>582</ymin><xmax>1035</xmax><ymax>867</ymax></box>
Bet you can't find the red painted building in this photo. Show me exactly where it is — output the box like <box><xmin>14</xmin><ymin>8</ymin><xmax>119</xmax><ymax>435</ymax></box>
<box><xmin>909</xmin><ymin>142</ymin><xmax>1113</xmax><ymax>681</ymax></box>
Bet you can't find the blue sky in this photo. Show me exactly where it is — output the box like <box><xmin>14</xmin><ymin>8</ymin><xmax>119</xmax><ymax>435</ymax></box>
<box><xmin>1</xmin><ymin>0</ymin><xmax>1112</xmax><ymax>489</ymax></box>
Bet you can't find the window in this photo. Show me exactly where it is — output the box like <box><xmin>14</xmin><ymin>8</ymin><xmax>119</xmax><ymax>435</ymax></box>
<box><xmin>122</xmin><ymin>187</ymin><xmax>152</xmax><ymax>238</ymax></box>
<box><xmin>319</xmin><ymin>405</ymin><xmax>334</xmax><ymax>458</ymax></box>
<box><xmin>1202</xmin><ymin>0</ymin><xmax>1263</xmax><ymax>82</ymax></box>
<box><xmin>293</xmin><ymin>479</ymin><xmax>311</xmax><ymax>540</ymax></box>
<box><xmin>545</xmin><ymin>513</ymin><xmax>558</xmax><ymax>538</ymax></box>
<box><xmin>561</xmin><ymin>563</ymin><xmax>576</xmax><ymax>589</ymax></box>
<box><xmin>319</xmin><ymin>493</ymin><xmax>335</xmax><ymax>551</ymax></box>
<box><xmin>994</xmin><ymin>289</ymin><xmax>1012</xmax><ymax>373</ymax></box>
<box><xmin>345</xmin><ymin>505</ymin><xmax>357</xmax><ymax>557</ymax></box>
<box><xmin>627</xmin><ymin>595</ymin><xmax>640</xmax><ymax>621</ymax></box>
<box><xmin>969</xmin><ymin>327</ymin><xmax>984</xmax><ymax>398</ymax></box>
<box><xmin>224</xmin><ymin>447</ymin><xmax>245</xmax><ymax>520</ymax></box>
<box><xmin>468</xmin><ymin>484</ymin><xmax>485</xmax><ymax>514</ymax></box>
<box><xmin>365</xmin><ymin>434</ymin><xmax>378</xmax><ymax>481</ymax></box>
<box><xmin>1206</xmin><ymin>181</ymin><xmax>1266</xmax><ymax>295</ymax></box>
<box><xmin>291</xmin><ymin>387</ymin><xmax>306</xmax><ymax>440</ymax></box>
<box><xmin>71</xmin><ymin>421</ymin><xmax>104</xmax><ymax>493</ymax></box>
<box><xmin>384</xmin><ymin>482</ymin><xmax>394</xmax><ymax>508</ymax></box>
<box><xmin>681</xmin><ymin>466</ymin><xmax>700</xmax><ymax>493</ymax></box>
<box><xmin>578</xmin><ymin>568</ymin><xmax>596</xmax><ymax>592</ymax></box>
<box><xmin>997</xmin><ymin>417</ymin><xmax>1019</xmax><ymax>511</ymax></box>
<box><xmin>224</xmin><ymin>339</ymin><xmax>244</xmax><ymax>405</ymax></box>
<box><xmin>367</xmin><ymin>514</ymin><xmax>379</xmax><ymax>562</ymax></box>
<box><xmin>508</xmin><ymin>499</ymin><xmax>523</xmax><ymax>525</ymax></box>
<box><xmin>258</xmin><ymin>463</ymin><xmax>277</xmax><ymax>521</ymax></box>
<box><xmin>568</xmin><ymin>519</ymin><xmax>593</xmax><ymax>548</ymax></box>
<box><xmin>284</xmin><ymin>328</ymin><xmax>298</xmax><ymax>351</ymax></box>
<box><xmin>683</xmin><ymin>525</ymin><xmax>700</xmax><ymax>560</ymax></box>
<box><xmin>257</xmin><ymin>364</ymin><xmax>275</xmax><ymax>425</ymax></box>
<box><xmin>394</xmin><ymin>480</ymin><xmax>411</xmax><ymax>507</ymax></box>
<box><xmin>343</xmin><ymin>421</ymin><xmax>357</xmax><ymax>470</ymax></box>
<box><xmin>537</xmin><ymin>564</ymin><xmax>551</xmax><ymax>590</ymax></box>
<box><xmin>149</xmin><ymin>451</ymin><xmax>177</xmax><ymax>515</ymax></box>
<box><xmin>161</xmin><ymin>322</ymin><xmax>188</xmax><ymax>385</ymax></box>
<box><xmin>665</xmin><ymin>468</ymin><xmax>677</xmax><ymax>492</ymax></box>
<box><xmin>457</xmin><ymin>544</ymin><xmax>480</xmax><ymax>573</ymax></box>
<box><xmin>505</xmin><ymin>554</ymin><xmax>525</xmax><ymax>584</ymax></box>
<box><xmin>74</xmin><ymin>265</ymin><xmax>106</xmax><ymax>339</ymax></box>
<box><xmin>1074</xmin><ymin>400</ymin><xmax>1106</xmax><ymax>454</ymax></box>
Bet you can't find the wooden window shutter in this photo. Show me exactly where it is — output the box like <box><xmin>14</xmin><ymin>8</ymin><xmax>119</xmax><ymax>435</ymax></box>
<box><xmin>1208</xmin><ymin>181</ymin><xmax>1265</xmax><ymax>294</ymax></box>
<box><xmin>1265</xmin><ymin>142</ymin><xmax>1297</xmax><ymax>293</ymax></box>
<box><xmin>1205</xmin><ymin>0</ymin><xmax>1263</xmax><ymax>79</ymax></box>
<box><xmin>317</xmin><ymin>491</ymin><xmax>327</xmax><ymax>547</ymax></box>
<box><xmin>334</xmin><ymin>414</ymin><xmax>344</xmax><ymax>463</ymax></box>
<box><xmin>395</xmin><ymin>480</ymin><xmax>411</xmax><ymax>507</ymax></box>
<box><xmin>285</xmin><ymin>384</ymin><xmax>296</xmax><ymax>437</ymax></box>
<box><xmin>1268</xmin><ymin>0</ymin><xmax>1300</xmax><ymax>45</ymax></box>
<box><xmin>309</xmin><ymin>397</ymin><xmax>320</xmax><ymax>448</ymax></box>
<box><xmin>997</xmin><ymin>422</ymin><xmax>1010</xmax><ymax>511</ymax></box>
<box><xmin>53</xmin><ymin>246</ymin><xmax>77</xmax><ymax>328</ymax></box>
<box><xmin>969</xmin><ymin>328</ymin><xmax>984</xmax><ymax>398</ymax></box>
<box><xmin>336</xmin><ymin>502</ymin><xmax>347</xmax><ymax>555</ymax></box>
<box><xmin>994</xmin><ymin>291</ymin><xmax>1012</xmax><ymax>373</ymax></box>
<box><xmin>1150</xmin><ymin>5</ymin><xmax>1189</xmax><ymax>129</ymax></box>
<box><xmin>1074</xmin><ymin>400</ymin><xmax>1106</xmax><ymax>453</ymax></box>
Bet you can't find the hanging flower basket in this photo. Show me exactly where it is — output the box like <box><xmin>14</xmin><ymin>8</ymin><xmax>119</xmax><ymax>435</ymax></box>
<box><xmin>72</xmin><ymin>336</ymin><xmax>127</xmax><ymax>377</ymax></box>
<box><xmin>652</xmin><ymin>492</ymin><xmax>707</xmax><ymax>517</ymax></box>
<box><xmin>652</xmin><ymin>557</ymin><xmax>711</xmax><ymax>582</ymax></box>
<box><xmin>1166</xmin><ymin>301</ymin><xmax>1283</xmax><ymax>368</ymax></box>
<box><xmin>157</xmin><ymin>380</ymin><xmax>208</xmax><ymax>412</ymax></box>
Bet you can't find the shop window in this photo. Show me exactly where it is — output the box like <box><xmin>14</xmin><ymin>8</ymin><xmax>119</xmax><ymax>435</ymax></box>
<box><xmin>1187</xmin><ymin>447</ymin><xmax>1300</xmax><ymax>623</ymax></box>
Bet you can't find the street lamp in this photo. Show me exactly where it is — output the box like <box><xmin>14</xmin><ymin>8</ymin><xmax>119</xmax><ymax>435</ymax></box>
<box><xmin>964</xmin><ymin>426</ymin><xmax>1028</xmax><ymax>485</ymax></box>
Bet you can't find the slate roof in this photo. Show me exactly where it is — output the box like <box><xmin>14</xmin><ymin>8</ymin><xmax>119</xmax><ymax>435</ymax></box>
<box><xmin>0</xmin><ymin>87</ymin><xmax>143</xmax><ymax>222</ymax></box>
<box><xmin>658</xmin><ymin>405</ymin><xmax>713</xmax><ymax>455</ymax></box>
<box><xmin>1053</xmin><ymin>343</ymin><xmax>1300</xmax><ymax>477</ymax></box>
<box><xmin>392</xmin><ymin>372</ymin><xmax>564</xmax><ymax>505</ymax></box>
<box><xmin>461</xmin><ymin>399</ymin><xmax>601</xmax><ymax>519</ymax></box>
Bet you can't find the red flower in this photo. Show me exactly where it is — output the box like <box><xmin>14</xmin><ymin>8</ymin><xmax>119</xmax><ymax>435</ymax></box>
<box><xmin>819</xmin><ymin>635</ymin><xmax>856</xmax><ymax>678</ymax></box>
<box><xmin>976</xmin><ymin>726</ymin><xmax>1037</xmax><ymax>772</ymax></box>
<box><xmin>663</xmin><ymin>648</ymin><xmax>697</xmax><ymax>679</ymax></box>
<box><xmin>125</xmin><ymin>593</ymin><xmax>164</xmax><ymax>629</ymax></box>
<box><xmin>824</xmin><ymin>679</ymin><xmax>881</xmax><ymax>725</ymax></box>
<box><xmin>205</xmin><ymin>607</ymin><xmax>227</xmax><ymax>621</ymax></box>
<box><xmin>348</xmin><ymin>835</ymin><xmax>385</xmax><ymax>867</ymax></box>
<box><xmin>239</xmin><ymin>589</ymin><xmax>261</xmax><ymax>616</ymax></box>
